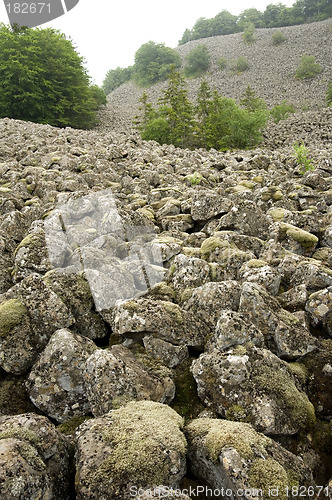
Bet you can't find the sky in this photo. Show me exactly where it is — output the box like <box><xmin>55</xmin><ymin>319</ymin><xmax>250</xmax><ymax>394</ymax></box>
<box><xmin>0</xmin><ymin>0</ymin><xmax>294</xmax><ymax>86</ymax></box>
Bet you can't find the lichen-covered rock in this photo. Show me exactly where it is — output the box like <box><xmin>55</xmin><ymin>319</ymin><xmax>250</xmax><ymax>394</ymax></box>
<box><xmin>75</xmin><ymin>400</ymin><xmax>187</xmax><ymax>499</ymax></box>
<box><xmin>191</xmin><ymin>189</ymin><xmax>232</xmax><ymax>221</ymax></box>
<box><xmin>0</xmin><ymin>273</ymin><xmax>75</xmax><ymax>373</ymax></box>
<box><xmin>206</xmin><ymin>310</ymin><xmax>265</xmax><ymax>352</ymax></box>
<box><xmin>26</xmin><ymin>329</ymin><xmax>97</xmax><ymax>422</ymax></box>
<box><xmin>277</xmin><ymin>284</ymin><xmax>308</xmax><ymax>311</ymax></box>
<box><xmin>238</xmin><ymin>259</ymin><xmax>281</xmax><ymax>295</ymax></box>
<box><xmin>290</xmin><ymin>261</ymin><xmax>332</xmax><ymax>292</ymax></box>
<box><xmin>239</xmin><ymin>281</ymin><xmax>317</xmax><ymax>358</ymax></box>
<box><xmin>13</xmin><ymin>227</ymin><xmax>51</xmax><ymax>282</ymax></box>
<box><xmin>271</xmin><ymin>222</ymin><xmax>319</xmax><ymax>256</ymax></box>
<box><xmin>169</xmin><ymin>253</ymin><xmax>211</xmax><ymax>291</ymax></box>
<box><xmin>185</xmin><ymin>418</ymin><xmax>313</xmax><ymax>500</ymax></box>
<box><xmin>183</xmin><ymin>281</ymin><xmax>241</xmax><ymax>330</ymax></box>
<box><xmin>305</xmin><ymin>287</ymin><xmax>332</xmax><ymax>336</ymax></box>
<box><xmin>113</xmin><ymin>298</ymin><xmax>207</xmax><ymax>349</ymax></box>
<box><xmin>218</xmin><ymin>200</ymin><xmax>270</xmax><ymax>239</ymax></box>
<box><xmin>192</xmin><ymin>346</ymin><xmax>316</xmax><ymax>435</ymax></box>
<box><xmin>302</xmin><ymin>340</ymin><xmax>332</xmax><ymax>418</ymax></box>
<box><xmin>43</xmin><ymin>270</ymin><xmax>108</xmax><ymax>339</ymax></box>
<box><xmin>84</xmin><ymin>344</ymin><xmax>175</xmax><ymax>416</ymax></box>
<box><xmin>143</xmin><ymin>336</ymin><xmax>188</xmax><ymax>368</ymax></box>
<box><xmin>0</xmin><ymin>413</ymin><xmax>72</xmax><ymax>499</ymax></box>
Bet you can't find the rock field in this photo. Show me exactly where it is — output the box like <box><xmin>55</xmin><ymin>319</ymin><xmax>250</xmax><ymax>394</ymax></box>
<box><xmin>0</xmin><ymin>106</ymin><xmax>332</xmax><ymax>499</ymax></box>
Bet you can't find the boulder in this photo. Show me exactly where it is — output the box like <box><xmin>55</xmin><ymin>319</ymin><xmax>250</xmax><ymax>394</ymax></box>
<box><xmin>186</xmin><ymin>418</ymin><xmax>313</xmax><ymax>499</ymax></box>
<box><xmin>84</xmin><ymin>344</ymin><xmax>175</xmax><ymax>416</ymax></box>
<box><xmin>192</xmin><ymin>346</ymin><xmax>315</xmax><ymax>435</ymax></box>
<box><xmin>26</xmin><ymin>329</ymin><xmax>97</xmax><ymax>422</ymax></box>
<box><xmin>0</xmin><ymin>413</ymin><xmax>72</xmax><ymax>499</ymax></box>
<box><xmin>75</xmin><ymin>401</ymin><xmax>187</xmax><ymax>499</ymax></box>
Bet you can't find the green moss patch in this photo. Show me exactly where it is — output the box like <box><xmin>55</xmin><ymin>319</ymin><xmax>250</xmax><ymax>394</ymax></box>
<box><xmin>0</xmin><ymin>299</ymin><xmax>28</xmax><ymax>338</ymax></box>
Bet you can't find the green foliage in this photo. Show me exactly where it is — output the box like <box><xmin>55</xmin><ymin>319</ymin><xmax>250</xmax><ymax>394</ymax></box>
<box><xmin>242</xmin><ymin>23</ymin><xmax>256</xmax><ymax>44</ymax></box>
<box><xmin>0</xmin><ymin>24</ymin><xmax>101</xmax><ymax>129</ymax></box>
<box><xmin>295</xmin><ymin>54</ymin><xmax>322</xmax><ymax>79</ymax></box>
<box><xmin>179</xmin><ymin>1</ymin><xmax>332</xmax><ymax>44</ymax></box>
<box><xmin>89</xmin><ymin>85</ymin><xmax>107</xmax><ymax>109</ymax></box>
<box><xmin>270</xmin><ymin>100</ymin><xmax>295</xmax><ymax>122</ymax></box>
<box><xmin>102</xmin><ymin>66</ymin><xmax>133</xmax><ymax>94</ymax></box>
<box><xmin>272</xmin><ymin>30</ymin><xmax>287</xmax><ymax>45</ymax></box>
<box><xmin>135</xmin><ymin>75</ymin><xmax>268</xmax><ymax>151</ymax></box>
<box><xmin>326</xmin><ymin>78</ymin><xmax>332</xmax><ymax>106</ymax></box>
<box><xmin>240</xmin><ymin>86</ymin><xmax>267</xmax><ymax>113</ymax></box>
<box><xmin>188</xmin><ymin>172</ymin><xmax>203</xmax><ymax>186</ymax></box>
<box><xmin>184</xmin><ymin>45</ymin><xmax>211</xmax><ymax>77</ymax></box>
<box><xmin>217</xmin><ymin>57</ymin><xmax>227</xmax><ymax>70</ymax></box>
<box><xmin>133</xmin><ymin>41</ymin><xmax>181</xmax><ymax>86</ymax></box>
<box><xmin>293</xmin><ymin>141</ymin><xmax>315</xmax><ymax>174</ymax></box>
<box><xmin>230</xmin><ymin>56</ymin><xmax>249</xmax><ymax>74</ymax></box>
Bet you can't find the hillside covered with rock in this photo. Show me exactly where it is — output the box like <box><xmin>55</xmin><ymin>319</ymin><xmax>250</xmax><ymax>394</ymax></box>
<box><xmin>0</xmin><ymin>108</ymin><xmax>331</xmax><ymax>498</ymax></box>
<box><xmin>98</xmin><ymin>18</ymin><xmax>332</xmax><ymax>135</ymax></box>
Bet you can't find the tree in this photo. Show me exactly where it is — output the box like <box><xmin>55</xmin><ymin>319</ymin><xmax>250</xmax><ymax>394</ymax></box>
<box><xmin>133</xmin><ymin>41</ymin><xmax>181</xmax><ymax>86</ymax></box>
<box><xmin>272</xmin><ymin>31</ymin><xmax>287</xmax><ymax>45</ymax></box>
<box><xmin>327</xmin><ymin>79</ymin><xmax>332</xmax><ymax>106</ymax></box>
<box><xmin>103</xmin><ymin>66</ymin><xmax>133</xmax><ymax>95</ymax></box>
<box><xmin>295</xmin><ymin>54</ymin><xmax>322</xmax><ymax>79</ymax></box>
<box><xmin>270</xmin><ymin>100</ymin><xmax>295</xmax><ymax>122</ymax></box>
<box><xmin>240</xmin><ymin>86</ymin><xmax>267</xmax><ymax>113</ymax></box>
<box><xmin>0</xmin><ymin>24</ymin><xmax>102</xmax><ymax>129</ymax></box>
<box><xmin>242</xmin><ymin>22</ymin><xmax>256</xmax><ymax>44</ymax></box>
<box><xmin>237</xmin><ymin>8</ymin><xmax>264</xmax><ymax>29</ymax></box>
<box><xmin>184</xmin><ymin>45</ymin><xmax>211</xmax><ymax>77</ymax></box>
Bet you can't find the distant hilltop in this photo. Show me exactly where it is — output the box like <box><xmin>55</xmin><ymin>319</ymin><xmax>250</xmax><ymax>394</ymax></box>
<box><xmin>98</xmin><ymin>19</ymin><xmax>332</xmax><ymax>134</ymax></box>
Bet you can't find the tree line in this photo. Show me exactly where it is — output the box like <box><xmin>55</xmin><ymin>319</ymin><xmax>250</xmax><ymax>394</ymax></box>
<box><xmin>179</xmin><ymin>0</ymin><xmax>331</xmax><ymax>44</ymax></box>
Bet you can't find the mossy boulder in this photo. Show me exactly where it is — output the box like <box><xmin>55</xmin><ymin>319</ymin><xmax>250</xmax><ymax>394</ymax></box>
<box><xmin>192</xmin><ymin>346</ymin><xmax>316</xmax><ymax>435</ymax></box>
<box><xmin>185</xmin><ymin>418</ymin><xmax>313</xmax><ymax>499</ymax></box>
<box><xmin>0</xmin><ymin>299</ymin><xmax>27</xmax><ymax>338</ymax></box>
<box><xmin>75</xmin><ymin>401</ymin><xmax>187</xmax><ymax>499</ymax></box>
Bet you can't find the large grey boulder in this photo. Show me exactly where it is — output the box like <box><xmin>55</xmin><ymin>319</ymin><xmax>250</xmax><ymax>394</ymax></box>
<box><xmin>26</xmin><ymin>329</ymin><xmax>97</xmax><ymax>422</ymax></box>
<box><xmin>0</xmin><ymin>413</ymin><xmax>72</xmax><ymax>499</ymax></box>
<box><xmin>75</xmin><ymin>401</ymin><xmax>187</xmax><ymax>500</ymax></box>
<box><xmin>0</xmin><ymin>275</ymin><xmax>74</xmax><ymax>373</ymax></box>
<box><xmin>192</xmin><ymin>346</ymin><xmax>315</xmax><ymax>435</ymax></box>
<box><xmin>113</xmin><ymin>298</ymin><xmax>207</xmax><ymax>349</ymax></box>
<box><xmin>84</xmin><ymin>344</ymin><xmax>175</xmax><ymax>416</ymax></box>
<box><xmin>186</xmin><ymin>418</ymin><xmax>313</xmax><ymax>499</ymax></box>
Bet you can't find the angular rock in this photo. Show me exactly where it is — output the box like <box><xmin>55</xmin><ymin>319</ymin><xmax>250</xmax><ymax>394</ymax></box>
<box><xmin>143</xmin><ymin>336</ymin><xmax>188</xmax><ymax>368</ymax></box>
<box><xmin>113</xmin><ymin>298</ymin><xmax>207</xmax><ymax>349</ymax></box>
<box><xmin>26</xmin><ymin>329</ymin><xmax>97</xmax><ymax>422</ymax></box>
<box><xmin>169</xmin><ymin>253</ymin><xmax>211</xmax><ymax>291</ymax></box>
<box><xmin>186</xmin><ymin>418</ymin><xmax>313</xmax><ymax>498</ymax></box>
<box><xmin>238</xmin><ymin>259</ymin><xmax>281</xmax><ymax>295</ymax></box>
<box><xmin>191</xmin><ymin>189</ymin><xmax>232</xmax><ymax>221</ymax></box>
<box><xmin>239</xmin><ymin>282</ymin><xmax>317</xmax><ymax>358</ymax></box>
<box><xmin>75</xmin><ymin>401</ymin><xmax>187</xmax><ymax>500</ymax></box>
<box><xmin>183</xmin><ymin>281</ymin><xmax>241</xmax><ymax>331</ymax></box>
<box><xmin>0</xmin><ymin>413</ymin><xmax>72</xmax><ymax>499</ymax></box>
<box><xmin>271</xmin><ymin>222</ymin><xmax>318</xmax><ymax>256</ymax></box>
<box><xmin>206</xmin><ymin>310</ymin><xmax>264</xmax><ymax>352</ymax></box>
<box><xmin>192</xmin><ymin>346</ymin><xmax>316</xmax><ymax>435</ymax></box>
<box><xmin>84</xmin><ymin>345</ymin><xmax>175</xmax><ymax>416</ymax></box>
<box><xmin>306</xmin><ymin>287</ymin><xmax>332</xmax><ymax>336</ymax></box>
<box><xmin>218</xmin><ymin>200</ymin><xmax>270</xmax><ymax>239</ymax></box>
<box><xmin>13</xmin><ymin>227</ymin><xmax>51</xmax><ymax>282</ymax></box>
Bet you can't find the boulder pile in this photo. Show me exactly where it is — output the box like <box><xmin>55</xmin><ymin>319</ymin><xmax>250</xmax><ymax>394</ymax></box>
<box><xmin>0</xmin><ymin>115</ymin><xmax>331</xmax><ymax>498</ymax></box>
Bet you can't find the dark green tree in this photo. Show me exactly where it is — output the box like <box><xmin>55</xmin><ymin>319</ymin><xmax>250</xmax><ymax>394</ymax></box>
<box><xmin>210</xmin><ymin>10</ymin><xmax>239</xmax><ymax>36</ymax></box>
<box><xmin>237</xmin><ymin>8</ymin><xmax>264</xmax><ymax>29</ymax></box>
<box><xmin>295</xmin><ymin>54</ymin><xmax>322</xmax><ymax>78</ymax></box>
<box><xmin>102</xmin><ymin>66</ymin><xmax>133</xmax><ymax>95</ymax></box>
<box><xmin>0</xmin><ymin>24</ymin><xmax>103</xmax><ymax>129</ymax></box>
<box><xmin>184</xmin><ymin>45</ymin><xmax>211</xmax><ymax>77</ymax></box>
<box><xmin>133</xmin><ymin>41</ymin><xmax>181</xmax><ymax>86</ymax></box>
<box><xmin>240</xmin><ymin>86</ymin><xmax>267</xmax><ymax>112</ymax></box>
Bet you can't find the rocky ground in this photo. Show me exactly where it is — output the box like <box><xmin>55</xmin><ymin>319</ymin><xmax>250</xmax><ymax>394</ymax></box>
<box><xmin>98</xmin><ymin>19</ymin><xmax>332</xmax><ymax>135</ymax></box>
<box><xmin>0</xmin><ymin>110</ymin><xmax>332</xmax><ymax>499</ymax></box>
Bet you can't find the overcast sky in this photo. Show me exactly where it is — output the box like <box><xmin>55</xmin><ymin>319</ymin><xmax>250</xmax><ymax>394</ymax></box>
<box><xmin>0</xmin><ymin>0</ymin><xmax>294</xmax><ymax>86</ymax></box>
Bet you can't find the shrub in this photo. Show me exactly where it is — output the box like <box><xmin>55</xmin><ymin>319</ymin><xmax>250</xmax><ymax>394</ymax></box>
<box><xmin>242</xmin><ymin>23</ymin><xmax>256</xmax><ymax>44</ymax></box>
<box><xmin>270</xmin><ymin>100</ymin><xmax>295</xmax><ymax>123</ymax></box>
<box><xmin>272</xmin><ymin>31</ymin><xmax>287</xmax><ymax>45</ymax></box>
<box><xmin>102</xmin><ymin>66</ymin><xmax>133</xmax><ymax>95</ymax></box>
<box><xmin>231</xmin><ymin>56</ymin><xmax>249</xmax><ymax>73</ymax></box>
<box><xmin>218</xmin><ymin>57</ymin><xmax>227</xmax><ymax>70</ymax></box>
<box><xmin>133</xmin><ymin>41</ymin><xmax>181</xmax><ymax>86</ymax></box>
<box><xmin>184</xmin><ymin>45</ymin><xmax>211</xmax><ymax>77</ymax></box>
<box><xmin>327</xmin><ymin>79</ymin><xmax>332</xmax><ymax>106</ymax></box>
<box><xmin>0</xmin><ymin>24</ymin><xmax>102</xmax><ymax>129</ymax></box>
<box><xmin>293</xmin><ymin>142</ymin><xmax>314</xmax><ymax>174</ymax></box>
<box><xmin>295</xmin><ymin>54</ymin><xmax>322</xmax><ymax>79</ymax></box>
